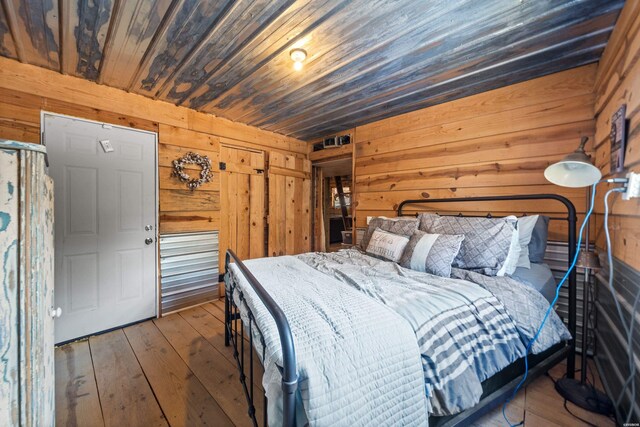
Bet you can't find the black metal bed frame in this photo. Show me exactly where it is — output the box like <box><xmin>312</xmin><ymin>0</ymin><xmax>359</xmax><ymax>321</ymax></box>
<box><xmin>224</xmin><ymin>193</ymin><xmax>578</xmax><ymax>427</ymax></box>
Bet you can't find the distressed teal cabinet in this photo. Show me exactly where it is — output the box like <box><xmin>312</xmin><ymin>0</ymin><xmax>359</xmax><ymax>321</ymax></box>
<box><xmin>0</xmin><ymin>140</ymin><xmax>55</xmax><ymax>426</ymax></box>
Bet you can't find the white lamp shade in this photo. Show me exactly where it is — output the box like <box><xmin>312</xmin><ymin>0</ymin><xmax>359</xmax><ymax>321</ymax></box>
<box><xmin>544</xmin><ymin>160</ymin><xmax>602</xmax><ymax>187</ymax></box>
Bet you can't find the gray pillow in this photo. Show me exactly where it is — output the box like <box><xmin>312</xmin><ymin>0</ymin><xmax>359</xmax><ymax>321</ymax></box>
<box><xmin>419</xmin><ymin>213</ymin><xmax>517</xmax><ymax>276</ymax></box>
<box><xmin>399</xmin><ymin>230</ymin><xmax>464</xmax><ymax>277</ymax></box>
<box><xmin>360</xmin><ymin>217</ymin><xmax>419</xmax><ymax>250</ymax></box>
<box><xmin>528</xmin><ymin>215</ymin><xmax>550</xmax><ymax>263</ymax></box>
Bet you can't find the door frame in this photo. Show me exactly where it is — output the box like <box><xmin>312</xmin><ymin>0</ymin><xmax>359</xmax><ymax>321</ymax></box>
<box><xmin>40</xmin><ymin>111</ymin><xmax>161</xmax><ymax>319</ymax></box>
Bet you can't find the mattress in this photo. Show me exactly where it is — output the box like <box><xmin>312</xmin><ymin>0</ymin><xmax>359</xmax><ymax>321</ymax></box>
<box><xmin>510</xmin><ymin>262</ymin><xmax>557</xmax><ymax>303</ymax></box>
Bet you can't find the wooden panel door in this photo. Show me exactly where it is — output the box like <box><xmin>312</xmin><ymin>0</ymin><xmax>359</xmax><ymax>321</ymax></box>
<box><xmin>268</xmin><ymin>152</ymin><xmax>311</xmax><ymax>256</ymax></box>
<box><xmin>219</xmin><ymin>146</ymin><xmax>266</xmax><ymax>274</ymax></box>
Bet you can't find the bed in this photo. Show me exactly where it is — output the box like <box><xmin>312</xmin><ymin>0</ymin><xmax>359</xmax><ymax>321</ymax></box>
<box><xmin>223</xmin><ymin>194</ymin><xmax>578</xmax><ymax>427</ymax></box>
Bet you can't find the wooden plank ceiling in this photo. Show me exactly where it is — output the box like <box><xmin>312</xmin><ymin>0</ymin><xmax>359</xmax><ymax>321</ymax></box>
<box><xmin>0</xmin><ymin>0</ymin><xmax>624</xmax><ymax>140</ymax></box>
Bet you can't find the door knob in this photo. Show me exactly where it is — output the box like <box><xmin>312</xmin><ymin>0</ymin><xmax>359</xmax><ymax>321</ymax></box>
<box><xmin>145</xmin><ymin>237</ymin><xmax>154</xmax><ymax>245</ymax></box>
<box><xmin>50</xmin><ymin>307</ymin><xmax>62</xmax><ymax>318</ymax></box>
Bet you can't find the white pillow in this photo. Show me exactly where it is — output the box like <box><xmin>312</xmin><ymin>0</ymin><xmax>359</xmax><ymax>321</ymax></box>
<box><xmin>366</xmin><ymin>228</ymin><xmax>410</xmax><ymax>262</ymax></box>
<box><xmin>515</xmin><ymin>215</ymin><xmax>539</xmax><ymax>269</ymax></box>
<box><xmin>497</xmin><ymin>220</ymin><xmax>521</xmax><ymax>276</ymax></box>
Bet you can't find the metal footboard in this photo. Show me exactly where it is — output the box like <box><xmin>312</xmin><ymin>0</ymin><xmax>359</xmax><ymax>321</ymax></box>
<box><xmin>224</xmin><ymin>249</ymin><xmax>298</xmax><ymax>427</ymax></box>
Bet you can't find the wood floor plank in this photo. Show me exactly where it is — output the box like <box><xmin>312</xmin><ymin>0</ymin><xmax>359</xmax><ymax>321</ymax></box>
<box><xmin>202</xmin><ymin>301</ymin><xmax>225</xmax><ymax>323</ymax></box>
<box><xmin>212</xmin><ymin>298</ymin><xmax>226</xmax><ymax>313</ymax></box>
<box><xmin>55</xmin><ymin>340</ymin><xmax>105</xmax><ymax>427</ymax></box>
<box><xmin>472</xmin><ymin>401</ymin><xmax>524</xmax><ymax>427</ymax></box>
<box><xmin>153</xmin><ymin>314</ymin><xmax>264</xmax><ymax>427</ymax></box>
<box><xmin>179</xmin><ymin>305</ymin><xmax>235</xmax><ymax>366</ymax></box>
<box><xmin>89</xmin><ymin>330</ymin><xmax>168</xmax><ymax>427</ymax></box>
<box><xmin>179</xmin><ymin>305</ymin><xmax>264</xmax><ymax>390</ymax></box>
<box><xmin>473</xmin><ymin>386</ymin><xmax>525</xmax><ymax>427</ymax></box>
<box><xmin>524</xmin><ymin>372</ymin><xmax>614</xmax><ymax>427</ymax></box>
<box><xmin>124</xmin><ymin>321</ymin><xmax>234</xmax><ymax>427</ymax></box>
<box><xmin>57</xmin><ymin>317</ymin><xmax>615</xmax><ymax>427</ymax></box>
<box><xmin>523</xmin><ymin>410</ymin><xmax>564</xmax><ymax>427</ymax></box>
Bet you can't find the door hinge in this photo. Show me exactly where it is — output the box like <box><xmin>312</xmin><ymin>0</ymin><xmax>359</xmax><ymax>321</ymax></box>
<box><xmin>219</xmin><ymin>162</ymin><xmax>226</xmax><ymax>170</ymax></box>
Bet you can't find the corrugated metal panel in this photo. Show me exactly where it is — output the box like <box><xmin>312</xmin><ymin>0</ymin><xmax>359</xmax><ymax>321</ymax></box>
<box><xmin>160</xmin><ymin>231</ymin><xmax>219</xmax><ymax>314</ymax></box>
<box><xmin>544</xmin><ymin>240</ymin><xmax>594</xmax><ymax>356</ymax></box>
<box><xmin>594</xmin><ymin>256</ymin><xmax>640</xmax><ymax>421</ymax></box>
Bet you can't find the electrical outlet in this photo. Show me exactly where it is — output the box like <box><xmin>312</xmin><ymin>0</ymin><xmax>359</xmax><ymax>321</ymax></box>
<box><xmin>622</xmin><ymin>172</ymin><xmax>640</xmax><ymax>200</ymax></box>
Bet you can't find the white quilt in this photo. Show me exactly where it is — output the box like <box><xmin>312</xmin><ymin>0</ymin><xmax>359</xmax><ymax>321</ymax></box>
<box><xmin>228</xmin><ymin>256</ymin><xmax>429</xmax><ymax>427</ymax></box>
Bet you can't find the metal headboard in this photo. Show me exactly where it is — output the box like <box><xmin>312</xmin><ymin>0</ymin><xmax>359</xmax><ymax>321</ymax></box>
<box><xmin>397</xmin><ymin>193</ymin><xmax>578</xmax><ymax>378</ymax></box>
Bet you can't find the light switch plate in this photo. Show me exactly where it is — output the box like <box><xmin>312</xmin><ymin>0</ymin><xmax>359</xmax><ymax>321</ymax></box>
<box><xmin>99</xmin><ymin>139</ymin><xmax>114</xmax><ymax>153</ymax></box>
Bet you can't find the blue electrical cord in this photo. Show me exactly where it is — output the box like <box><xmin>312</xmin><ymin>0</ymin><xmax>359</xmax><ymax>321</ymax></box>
<box><xmin>502</xmin><ymin>183</ymin><xmax>597</xmax><ymax>427</ymax></box>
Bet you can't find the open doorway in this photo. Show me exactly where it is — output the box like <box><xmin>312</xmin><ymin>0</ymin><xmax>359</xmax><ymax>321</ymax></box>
<box><xmin>312</xmin><ymin>156</ymin><xmax>353</xmax><ymax>252</ymax></box>
<box><xmin>327</xmin><ymin>176</ymin><xmax>352</xmax><ymax>250</ymax></box>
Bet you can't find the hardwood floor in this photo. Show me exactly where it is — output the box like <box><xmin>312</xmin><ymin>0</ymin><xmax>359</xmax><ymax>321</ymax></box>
<box><xmin>56</xmin><ymin>299</ymin><xmax>615</xmax><ymax>427</ymax></box>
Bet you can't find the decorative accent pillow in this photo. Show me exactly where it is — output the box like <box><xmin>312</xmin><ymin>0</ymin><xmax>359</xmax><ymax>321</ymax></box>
<box><xmin>528</xmin><ymin>215</ymin><xmax>550</xmax><ymax>263</ymax></box>
<box><xmin>399</xmin><ymin>231</ymin><xmax>465</xmax><ymax>277</ymax></box>
<box><xmin>418</xmin><ymin>213</ymin><xmax>517</xmax><ymax>276</ymax></box>
<box><xmin>365</xmin><ymin>228</ymin><xmax>410</xmax><ymax>262</ymax></box>
<box><xmin>515</xmin><ymin>215</ymin><xmax>540</xmax><ymax>269</ymax></box>
<box><xmin>360</xmin><ymin>216</ymin><xmax>419</xmax><ymax>250</ymax></box>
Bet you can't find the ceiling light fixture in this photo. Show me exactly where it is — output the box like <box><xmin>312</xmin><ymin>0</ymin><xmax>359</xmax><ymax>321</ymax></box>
<box><xmin>290</xmin><ymin>48</ymin><xmax>307</xmax><ymax>71</ymax></box>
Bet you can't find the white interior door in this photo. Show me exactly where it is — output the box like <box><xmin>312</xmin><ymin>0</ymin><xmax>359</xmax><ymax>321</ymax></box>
<box><xmin>43</xmin><ymin>114</ymin><xmax>157</xmax><ymax>344</ymax></box>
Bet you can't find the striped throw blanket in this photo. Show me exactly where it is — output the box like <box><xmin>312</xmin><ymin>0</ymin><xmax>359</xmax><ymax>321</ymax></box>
<box><xmin>298</xmin><ymin>249</ymin><xmax>569</xmax><ymax>415</ymax></box>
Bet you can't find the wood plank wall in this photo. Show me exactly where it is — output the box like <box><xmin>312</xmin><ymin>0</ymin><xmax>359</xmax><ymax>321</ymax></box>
<box><xmin>352</xmin><ymin>65</ymin><xmax>598</xmax><ymax>241</ymax></box>
<box><xmin>0</xmin><ymin>57</ymin><xmax>308</xmax><ymax>237</ymax></box>
<box><xmin>592</xmin><ymin>0</ymin><xmax>640</xmax><ymax>271</ymax></box>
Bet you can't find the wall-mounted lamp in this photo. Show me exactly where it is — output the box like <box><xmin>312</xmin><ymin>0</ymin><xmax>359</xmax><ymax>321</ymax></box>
<box><xmin>290</xmin><ymin>48</ymin><xmax>307</xmax><ymax>71</ymax></box>
<box><xmin>544</xmin><ymin>136</ymin><xmax>602</xmax><ymax>187</ymax></box>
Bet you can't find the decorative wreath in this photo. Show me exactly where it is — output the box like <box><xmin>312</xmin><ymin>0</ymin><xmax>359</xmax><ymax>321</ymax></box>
<box><xmin>172</xmin><ymin>152</ymin><xmax>213</xmax><ymax>191</ymax></box>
